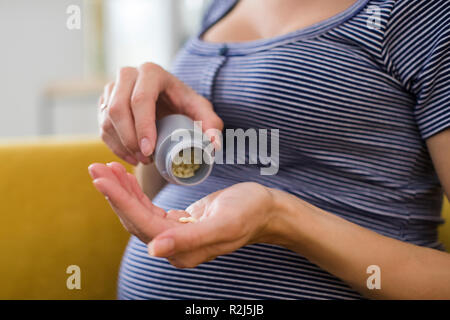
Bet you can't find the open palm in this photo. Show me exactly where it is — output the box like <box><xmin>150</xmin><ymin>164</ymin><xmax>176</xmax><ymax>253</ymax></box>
<box><xmin>88</xmin><ymin>162</ymin><xmax>274</xmax><ymax>268</ymax></box>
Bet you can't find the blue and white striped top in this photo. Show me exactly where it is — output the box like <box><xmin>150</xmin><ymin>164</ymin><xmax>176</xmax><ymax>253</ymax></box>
<box><xmin>118</xmin><ymin>0</ymin><xmax>450</xmax><ymax>299</ymax></box>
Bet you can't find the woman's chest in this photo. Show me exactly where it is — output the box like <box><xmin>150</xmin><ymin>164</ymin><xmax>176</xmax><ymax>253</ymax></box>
<box><xmin>172</xmin><ymin>41</ymin><xmax>415</xmax><ymax>136</ymax></box>
<box><xmin>171</xmin><ymin>39</ymin><xmax>425</xmax><ymax>173</ymax></box>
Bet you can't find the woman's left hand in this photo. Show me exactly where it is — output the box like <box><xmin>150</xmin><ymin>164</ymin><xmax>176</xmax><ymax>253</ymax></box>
<box><xmin>88</xmin><ymin>162</ymin><xmax>278</xmax><ymax>268</ymax></box>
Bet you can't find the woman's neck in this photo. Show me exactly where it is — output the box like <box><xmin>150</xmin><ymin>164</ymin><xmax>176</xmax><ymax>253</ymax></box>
<box><xmin>202</xmin><ymin>0</ymin><xmax>359</xmax><ymax>42</ymax></box>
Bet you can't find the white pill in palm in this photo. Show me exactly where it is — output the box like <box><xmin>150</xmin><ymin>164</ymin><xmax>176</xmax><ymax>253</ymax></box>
<box><xmin>178</xmin><ymin>216</ymin><xmax>198</xmax><ymax>223</ymax></box>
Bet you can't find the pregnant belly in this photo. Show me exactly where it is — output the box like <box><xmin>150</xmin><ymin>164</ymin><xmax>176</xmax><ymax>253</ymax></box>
<box><xmin>153</xmin><ymin>174</ymin><xmax>236</xmax><ymax>212</ymax></box>
<box><xmin>152</xmin><ymin>164</ymin><xmax>267</xmax><ymax>212</ymax></box>
<box><xmin>117</xmin><ymin>166</ymin><xmax>363</xmax><ymax>300</ymax></box>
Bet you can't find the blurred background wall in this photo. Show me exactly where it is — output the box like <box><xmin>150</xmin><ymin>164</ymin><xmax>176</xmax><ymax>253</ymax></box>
<box><xmin>0</xmin><ymin>0</ymin><xmax>210</xmax><ymax>138</ymax></box>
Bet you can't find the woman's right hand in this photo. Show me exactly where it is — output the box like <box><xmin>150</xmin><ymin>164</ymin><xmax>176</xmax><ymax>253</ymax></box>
<box><xmin>98</xmin><ymin>62</ymin><xmax>223</xmax><ymax>165</ymax></box>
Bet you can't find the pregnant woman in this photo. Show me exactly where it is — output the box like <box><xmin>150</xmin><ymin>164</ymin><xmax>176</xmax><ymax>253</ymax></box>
<box><xmin>88</xmin><ymin>0</ymin><xmax>450</xmax><ymax>299</ymax></box>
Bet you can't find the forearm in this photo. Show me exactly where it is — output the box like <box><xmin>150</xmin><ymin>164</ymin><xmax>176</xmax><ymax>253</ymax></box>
<box><xmin>134</xmin><ymin>163</ymin><xmax>167</xmax><ymax>200</ymax></box>
<box><xmin>266</xmin><ymin>188</ymin><xmax>450</xmax><ymax>299</ymax></box>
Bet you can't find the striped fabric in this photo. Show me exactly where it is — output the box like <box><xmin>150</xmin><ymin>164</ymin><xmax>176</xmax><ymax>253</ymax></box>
<box><xmin>118</xmin><ymin>0</ymin><xmax>450</xmax><ymax>299</ymax></box>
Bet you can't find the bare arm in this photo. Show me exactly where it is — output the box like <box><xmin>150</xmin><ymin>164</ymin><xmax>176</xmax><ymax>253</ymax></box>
<box><xmin>270</xmin><ymin>129</ymin><xmax>450</xmax><ymax>299</ymax></box>
<box><xmin>427</xmin><ymin>129</ymin><xmax>450</xmax><ymax>200</ymax></box>
<box><xmin>90</xmin><ymin>128</ymin><xmax>450</xmax><ymax>299</ymax></box>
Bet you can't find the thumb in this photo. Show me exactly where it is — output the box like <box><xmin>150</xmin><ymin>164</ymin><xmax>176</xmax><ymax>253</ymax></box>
<box><xmin>147</xmin><ymin>220</ymin><xmax>225</xmax><ymax>257</ymax></box>
<box><xmin>181</xmin><ymin>88</ymin><xmax>224</xmax><ymax>133</ymax></box>
<box><xmin>167</xmin><ymin>75</ymin><xmax>223</xmax><ymax>149</ymax></box>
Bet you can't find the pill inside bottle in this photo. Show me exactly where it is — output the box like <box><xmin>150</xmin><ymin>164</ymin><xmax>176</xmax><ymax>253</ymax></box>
<box><xmin>154</xmin><ymin>114</ymin><xmax>215</xmax><ymax>185</ymax></box>
<box><xmin>171</xmin><ymin>147</ymin><xmax>202</xmax><ymax>178</ymax></box>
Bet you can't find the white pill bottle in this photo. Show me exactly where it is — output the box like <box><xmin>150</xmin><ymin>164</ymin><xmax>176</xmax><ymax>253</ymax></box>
<box><xmin>154</xmin><ymin>114</ymin><xmax>215</xmax><ymax>186</ymax></box>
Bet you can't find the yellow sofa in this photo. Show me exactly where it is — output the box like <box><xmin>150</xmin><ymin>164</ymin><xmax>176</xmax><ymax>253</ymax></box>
<box><xmin>0</xmin><ymin>137</ymin><xmax>449</xmax><ymax>299</ymax></box>
<box><xmin>0</xmin><ymin>137</ymin><xmax>131</xmax><ymax>299</ymax></box>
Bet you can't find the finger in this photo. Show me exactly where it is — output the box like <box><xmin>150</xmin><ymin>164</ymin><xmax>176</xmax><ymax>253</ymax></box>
<box><xmin>126</xmin><ymin>172</ymin><xmax>153</xmax><ymax>210</ymax></box>
<box><xmin>101</xmin><ymin>82</ymin><xmax>115</xmax><ymax>109</ymax></box>
<box><xmin>110</xmin><ymin>201</ymin><xmax>139</xmax><ymax>236</ymax></box>
<box><xmin>100</xmin><ymin>128</ymin><xmax>138</xmax><ymax>166</ymax></box>
<box><xmin>89</xmin><ymin>163</ymin><xmax>136</xmax><ymax>225</ymax></box>
<box><xmin>148</xmin><ymin>220</ymin><xmax>230</xmax><ymax>257</ymax></box>
<box><xmin>204</xmin><ymin>128</ymin><xmax>223</xmax><ymax>152</ymax></box>
<box><xmin>185</xmin><ymin>200</ymin><xmax>207</xmax><ymax>220</ymax></box>
<box><xmin>106</xmin><ymin>161</ymin><xmax>159</xmax><ymax>213</ymax></box>
<box><xmin>89</xmin><ymin>163</ymin><xmax>167</xmax><ymax>228</ymax></box>
<box><xmin>185</xmin><ymin>190</ymin><xmax>222</xmax><ymax>220</ymax></box>
<box><xmin>131</xmin><ymin>63</ymin><xmax>164</xmax><ymax>157</ymax></box>
<box><xmin>173</xmin><ymin>82</ymin><xmax>224</xmax><ymax>134</ymax></box>
<box><xmin>98</xmin><ymin>82</ymin><xmax>114</xmax><ymax>125</ymax></box>
<box><xmin>108</xmin><ymin>164</ymin><xmax>168</xmax><ymax>219</ymax></box>
<box><xmin>185</xmin><ymin>93</ymin><xmax>223</xmax><ymax>133</ymax></box>
<box><xmin>103</xmin><ymin>82</ymin><xmax>115</xmax><ymax>103</ymax></box>
<box><xmin>91</xmin><ymin>176</ymin><xmax>145</xmax><ymax>228</ymax></box>
<box><xmin>106</xmin><ymin>162</ymin><xmax>133</xmax><ymax>195</ymax></box>
<box><xmin>167</xmin><ymin>247</ymin><xmax>218</xmax><ymax>269</ymax></box>
<box><xmin>98</xmin><ymin>95</ymin><xmax>105</xmax><ymax>109</ymax></box>
<box><xmin>91</xmin><ymin>174</ymin><xmax>172</xmax><ymax>236</ymax></box>
<box><xmin>88</xmin><ymin>163</ymin><xmax>123</xmax><ymax>186</ymax></box>
<box><xmin>168</xmin><ymin>79</ymin><xmax>223</xmax><ymax>150</ymax></box>
<box><xmin>99</xmin><ymin>82</ymin><xmax>139</xmax><ymax>166</ymax></box>
<box><xmin>108</xmin><ymin>67</ymin><xmax>146</xmax><ymax>160</ymax></box>
<box><xmin>167</xmin><ymin>239</ymin><xmax>241</xmax><ymax>269</ymax></box>
<box><xmin>98</xmin><ymin>82</ymin><xmax>114</xmax><ymax>109</ymax></box>
<box><xmin>167</xmin><ymin>209</ymin><xmax>191</xmax><ymax>222</ymax></box>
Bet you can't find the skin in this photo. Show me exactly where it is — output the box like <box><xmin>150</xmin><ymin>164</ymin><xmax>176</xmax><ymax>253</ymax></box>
<box><xmin>97</xmin><ymin>63</ymin><xmax>223</xmax><ymax>166</ymax></box>
<box><xmin>202</xmin><ymin>0</ymin><xmax>358</xmax><ymax>42</ymax></box>
<box><xmin>93</xmin><ymin>0</ymin><xmax>450</xmax><ymax>299</ymax></box>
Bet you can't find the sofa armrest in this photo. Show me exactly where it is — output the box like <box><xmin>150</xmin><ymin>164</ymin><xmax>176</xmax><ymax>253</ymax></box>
<box><xmin>439</xmin><ymin>197</ymin><xmax>450</xmax><ymax>252</ymax></box>
<box><xmin>0</xmin><ymin>136</ymin><xmax>131</xmax><ymax>299</ymax></box>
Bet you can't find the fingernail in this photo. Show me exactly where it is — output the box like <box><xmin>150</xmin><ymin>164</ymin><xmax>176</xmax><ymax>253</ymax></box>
<box><xmin>185</xmin><ymin>205</ymin><xmax>194</xmax><ymax>215</ymax></box>
<box><xmin>125</xmin><ymin>155</ymin><xmax>138</xmax><ymax>165</ymax></box>
<box><xmin>93</xmin><ymin>180</ymin><xmax>109</xmax><ymax>198</ymax></box>
<box><xmin>148</xmin><ymin>238</ymin><xmax>174</xmax><ymax>256</ymax></box>
<box><xmin>205</xmin><ymin>132</ymin><xmax>222</xmax><ymax>151</ymax></box>
<box><xmin>92</xmin><ymin>179</ymin><xmax>103</xmax><ymax>191</ymax></box>
<box><xmin>135</xmin><ymin>152</ymin><xmax>150</xmax><ymax>164</ymax></box>
<box><xmin>88</xmin><ymin>165</ymin><xmax>96</xmax><ymax>178</ymax></box>
<box><xmin>140</xmin><ymin>138</ymin><xmax>152</xmax><ymax>156</ymax></box>
<box><xmin>213</xmin><ymin>138</ymin><xmax>222</xmax><ymax>151</ymax></box>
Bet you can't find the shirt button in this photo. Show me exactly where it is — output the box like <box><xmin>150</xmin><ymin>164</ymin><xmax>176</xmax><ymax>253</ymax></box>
<box><xmin>219</xmin><ymin>45</ymin><xmax>228</xmax><ymax>56</ymax></box>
